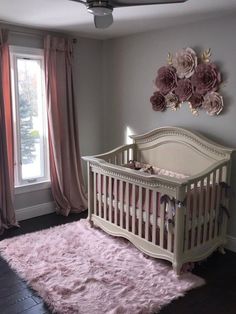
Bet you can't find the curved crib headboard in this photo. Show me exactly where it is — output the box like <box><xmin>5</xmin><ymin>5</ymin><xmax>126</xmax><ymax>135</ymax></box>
<box><xmin>130</xmin><ymin>127</ymin><xmax>234</xmax><ymax>176</ymax></box>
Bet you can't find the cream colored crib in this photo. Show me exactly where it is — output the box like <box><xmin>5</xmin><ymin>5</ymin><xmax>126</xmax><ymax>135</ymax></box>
<box><xmin>82</xmin><ymin>127</ymin><xmax>234</xmax><ymax>275</ymax></box>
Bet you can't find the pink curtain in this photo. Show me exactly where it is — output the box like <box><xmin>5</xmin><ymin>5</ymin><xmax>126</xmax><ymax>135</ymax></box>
<box><xmin>0</xmin><ymin>29</ymin><xmax>17</xmax><ymax>233</ymax></box>
<box><xmin>44</xmin><ymin>35</ymin><xmax>87</xmax><ymax>216</ymax></box>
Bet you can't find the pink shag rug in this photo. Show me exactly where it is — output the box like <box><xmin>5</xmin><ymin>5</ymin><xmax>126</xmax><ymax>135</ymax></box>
<box><xmin>0</xmin><ymin>220</ymin><xmax>204</xmax><ymax>314</ymax></box>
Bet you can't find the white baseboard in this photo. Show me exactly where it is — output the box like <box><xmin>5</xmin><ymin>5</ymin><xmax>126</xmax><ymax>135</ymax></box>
<box><xmin>226</xmin><ymin>235</ymin><xmax>236</xmax><ymax>252</ymax></box>
<box><xmin>15</xmin><ymin>202</ymin><xmax>55</xmax><ymax>221</ymax></box>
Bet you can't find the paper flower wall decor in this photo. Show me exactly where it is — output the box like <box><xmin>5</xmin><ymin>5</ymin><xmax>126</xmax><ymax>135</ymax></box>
<box><xmin>150</xmin><ymin>48</ymin><xmax>224</xmax><ymax>116</ymax></box>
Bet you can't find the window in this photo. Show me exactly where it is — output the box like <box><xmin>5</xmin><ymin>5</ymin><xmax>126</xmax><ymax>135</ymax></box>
<box><xmin>10</xmin><ymin>46</ymin><xmax>49</xmax><ymax>187</ymax></box>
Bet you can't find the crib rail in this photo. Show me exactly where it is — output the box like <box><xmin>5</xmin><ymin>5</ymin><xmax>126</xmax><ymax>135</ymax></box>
<box><xmin>85</xmin><ymin>144</ymin><xmax>136</xmax><ymax>165</ymax></box>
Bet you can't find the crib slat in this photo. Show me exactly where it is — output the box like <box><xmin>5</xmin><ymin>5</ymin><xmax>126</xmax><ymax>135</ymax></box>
<box><xmin>220</xmin><ymin>165</ymin><xmax>228</xmax><ymax>238</ymax></box>
<box><xmin>98</xmin><ymin>174</ymin><xmax>102</xmax><ymax>217</ymax></box>
<box><xmin>214</xmin><ymin>167</ymin><xmax>222</xmax><ymax>239</ymax></box>
<box><xmin>209</xmin><ymin>170</ymin><xmax>216</xmax><ymax>240</ymax></box>
<box><xmin>126</xmin><ymin>183</ymin><xmax>130</xmax><ymax>231</ymax></box>
<box><xmin>103</xmin><ymin>175</ymin><xmax>107</xmax><ymax>220</ymax></box>
<box><xmin>184</xmin><ymin>184</ymin><xmax>191</xmax><ymax>251</ymax></box>
<box><xmin>167</xmin><ymin>201</ymin><xmax>173</xmax><ymax>252</ymax></box>
<box><xmin>114</xmin><ymin>179</ymin><xmax>118</xmax><ymax>225</ymax></box>
<box><xmin>94</xmin><ymin>172</ymin><xmax>97</xmax><ymax>216</ymax></box>
<box><xmin>159</xmin><ymin>200</ymin><xmax>165</xmax><ymax>248</ymax></box>
<box><xmin>109</xmin><ymin>177</ymin><xmax>112</xmax><ymax>222</ymax></box>
<box><xmin>191</xmin><ymin>182</ymin><xmax>198</xmax><ymax>249</ymax></box>
<box><xmin>203</xmin><ymin>174</ymin><xmax>210</xmax><ymax>242</ymax></box>
<box><xmin>152</xmin><ymin>191</ymin><xmax>157</xmax><ymax>244</ymax></box>
<box><xmin>132</xmin><ymin>184</ymin><xmax>136</xmax><ymax>234</ymax></box>
<box><xmin>197</xmin><ymin>179</ymin><xmax>204</xmax><ymax>246</ymax></box>
<box><xmin>120</xmin><ymin>181</ymin><xmax>124</xmax><ymax>228</ymax></box>
<box><xmin>138</xmin><ymin>186</ymin><xmax>143</xmax><ymax>237</ymax></box>
<box><xmin>127</xmin><ymin>149</ymin><xmax>130</xmax><ymax>163</ymax></box>
<box><xmin>145</xmin><ymin>189</ymin><xmax>150</xmax><ymax>241</ymax></box>
<box><xmin>129</xmin><ymin>148</ymin><xmax>133</xmax><ymax>161</ymax></box>
<box><xmin>87</xmin><ymin>163</ymin><xmax>91</xmax><ymax>219</ymax></box>
<box><xmin>136</xmin><ymin>149</ymin><xmax>141</xmax><ymax>162</ymax></box>
<box><xmin>121</xmin><ymin>152</ymin><xmax>124</xmax><ymax>165</ymax></box>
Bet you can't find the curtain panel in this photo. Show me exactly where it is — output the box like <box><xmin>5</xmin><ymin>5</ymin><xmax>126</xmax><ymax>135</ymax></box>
<box><xmin>0</xmin><ymin>29</ymin><xmax>17</xmax><ymax>233</ymax></box>
<box><xmin>44</xmin><ymin>35</ymin><xmax>87</xmax><ymax>216</ymax></box>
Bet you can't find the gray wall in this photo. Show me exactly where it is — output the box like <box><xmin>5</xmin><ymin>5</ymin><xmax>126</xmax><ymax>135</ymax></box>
<box><xmin>102</xmin><ymin>15</ymin><xmax>236</xmax><ymax>237</ymax></box>
<box><xmin>74</xmin><ymin>38</ymin><xmax>103</xmax><ymax>185</ymax></box>
<box><xmin>7</xmin><ymin>27</ymin><xmax>103</xmax><ymax>210</ymax></box>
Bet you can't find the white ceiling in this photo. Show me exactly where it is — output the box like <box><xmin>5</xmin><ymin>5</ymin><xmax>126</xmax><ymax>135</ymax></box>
<box><xmin>1</xmin><ymin>0</ymin><xmax>236</xmax><ymax>39</ymax></box>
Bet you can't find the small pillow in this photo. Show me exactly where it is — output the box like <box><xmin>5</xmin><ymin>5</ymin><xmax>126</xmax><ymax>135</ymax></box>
<box><xmin>122</xmin><ymin>160</ymin><xmax>145</xmax><ymax>170</ymax></box>
<box><xmin>139</xmin><ymin>166</ymin><xmax>155</xmax><ymax>174</ymax></box>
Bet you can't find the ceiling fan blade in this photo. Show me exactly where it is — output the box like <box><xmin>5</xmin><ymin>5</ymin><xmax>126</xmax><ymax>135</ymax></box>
<box><xmin>69</xmin><ymin>0</ymin><xmax>87</xmax><ymax>5</ymax></box>
<box><xmin>109</xmin><ymin>0</ymin><xmax>187</xmax><ymax>8</ymax></box>
<box><xmin>94</xmin><ymin>14</ymin><xmax>114</xmax><ymax>28</ymax></box>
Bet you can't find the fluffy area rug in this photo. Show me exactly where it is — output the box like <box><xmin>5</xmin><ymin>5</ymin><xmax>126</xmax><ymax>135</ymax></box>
<box><xmin>0</xmin><ymin>219</ymin><xmax>204</xmax><ymax>314</ymax></box>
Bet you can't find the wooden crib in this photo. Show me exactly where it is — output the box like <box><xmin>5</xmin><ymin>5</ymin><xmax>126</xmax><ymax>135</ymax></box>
<box><xmin>82</xmin><ymin>127</ymin><xmax>234</xmax><ymax>275</ymax></box>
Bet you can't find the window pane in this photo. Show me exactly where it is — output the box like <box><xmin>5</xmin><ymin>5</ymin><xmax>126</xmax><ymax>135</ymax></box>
<box><xmin>16</xmin><ymin>58</ymin><xmax>46</xmax><ymax>181</ymax></box>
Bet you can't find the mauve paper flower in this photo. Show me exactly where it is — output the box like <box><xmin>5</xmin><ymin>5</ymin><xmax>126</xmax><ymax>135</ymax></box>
<box><xmin>202</xmin><ymin>92</ymin><xmax>223</xmax><ymax>116</ymax></box>
<box><xmin>189</xmin><ymin>93</ymin><xmax>204</xmax><ymax>109</ymax></box>
<box><xmin>173</xmin><ymin>47</ymin><xmax>197</xmax><ymax>79</ymax></box>
<box><xmin>174</xmin><ymin>79</ymin><xmax>193</xmax><ymax>102</ymax></box>
<box><xmin>191</xmin><ymin>63</ymin><xmax>221</xmax><ymax>95</ymax></box>
<box><xmin>155</xmin><ymin>66</ymin><xmax>177</xmax><ymax>95</ymax></box>
<box><xmin>150</xmin><ymin>91</ymin><xmax>166</xmax><ymax>111</ymax></box>
<box><xmin>165</xmin><ymin>93</ymin><xmax>180</xmax><ymax>110</ymax></box>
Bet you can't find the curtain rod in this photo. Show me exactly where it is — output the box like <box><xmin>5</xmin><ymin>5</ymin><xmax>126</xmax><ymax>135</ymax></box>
<box><xmin>0</xmin><ymin>23</ymin><xmax>77</xmax><ymax>43</ymax></box>
<box><xmin>9</xmin><ymin>29</ymin><xmax>44</xmax><ymax>38</ymax></box>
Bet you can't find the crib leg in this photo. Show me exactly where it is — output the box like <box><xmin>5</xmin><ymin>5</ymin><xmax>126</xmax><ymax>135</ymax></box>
<box><xmin>88</xmin><ymin>219</ymin><xmax>94</xmax><ymax>228</ymax></box>
<box><xmin>218</xmin><ymin>246</ymin><xmax>226</xmax><ymax>255</ymax></box>
<box><xmin>173</xmin><ymin>262</ymin><xmax>181</xmax><ymax>276</ymax></box>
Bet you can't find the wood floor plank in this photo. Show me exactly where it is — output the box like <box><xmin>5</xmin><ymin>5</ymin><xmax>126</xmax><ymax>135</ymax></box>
<box><xmin>2</xmin><ymin>296</ymin><xmax>37</xmax><ymax>314</ymax></box>
<box><xmin>0</xmin><ymin>287</ymin><xmax>34</xmax><ymax>308</ymax></box>
<box><xmin>31</xmin><ymin>295</ymin><xmax>43</xmax><ymax>305</ymax></box>
<box><xmin>0</xmin><ymin>280</ymin><xmax>27</xmax><ymax>299</ymax></box>
<box><xmin>21</xmin><ymin>302</ymin><xmax>50</xmax><ymax>314</ymax></box>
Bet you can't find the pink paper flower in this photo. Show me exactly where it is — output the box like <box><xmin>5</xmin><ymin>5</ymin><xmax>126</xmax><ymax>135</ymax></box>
<box><xmin>202</xmin><ymin>92</ymin><xmax>223</xmax><ymax>116</ymax></box>
<box><xmin>155</xmin><ymin>66</ymin><xmax>177</xmax><ymax>95</ymax></box>
<box><xmin>174</xmin><ymin>79</ymin><xmax>193</xmax><ymax>102</ymax></box>
<box><xmin>150</xmin><ymin>91</ymin><xmax>166</xmax><ymax>111</ymax></box>
<box><xmin>173</xmin><ymin>47</ymin><xmax>197</xmax><ymax>79</ymax></box>
<box><xmin>189</xmin><ymin>93</ymin><xmax>204</xmax><ymax>109</ymax></box>
<box><xmin>191</xmin><ymin>63</ymin><xmax>221</xmax><ymax>95</ymax></box>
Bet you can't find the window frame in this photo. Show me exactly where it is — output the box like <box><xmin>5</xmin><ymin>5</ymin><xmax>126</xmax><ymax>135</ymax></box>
<box><xmin>10</xmin><ymin>46</ymin><xmax>50</xmax><ymax>188</ymax></box>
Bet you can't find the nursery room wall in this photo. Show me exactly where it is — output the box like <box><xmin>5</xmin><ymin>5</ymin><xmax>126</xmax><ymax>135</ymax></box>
<box><xmin>4</xmin><ymin>24</ymin><xmax>103</xmax><ymax>218</ymax></box>
<box><xmin>101</xmin><ymin>14</ymin><xmax>236</xmax><ymax>240</ymax></box>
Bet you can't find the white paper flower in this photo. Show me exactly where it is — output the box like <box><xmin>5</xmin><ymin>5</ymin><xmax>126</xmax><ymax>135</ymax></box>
<box><xmin>203</xmin><ymin>92</ymin><xmax>223</xmax><ymax>116</ymax></box>
<box><xmin>173</xmin><ymin>47</ymin><xmax>197</xmax><ymax>79</ymax></box>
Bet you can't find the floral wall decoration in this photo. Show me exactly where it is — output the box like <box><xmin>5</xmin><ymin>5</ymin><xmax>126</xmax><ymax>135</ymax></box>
<box><xmin>150</xmin><ymin>48</ymin><xmax>224</xmax><ymax>116</ymax></box>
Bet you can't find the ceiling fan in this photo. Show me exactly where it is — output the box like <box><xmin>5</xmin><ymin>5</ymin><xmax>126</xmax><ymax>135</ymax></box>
<box><xmin>70</xmin><ymin>0</ymin><xmax>188</xmax><ymax>29</ymax></box>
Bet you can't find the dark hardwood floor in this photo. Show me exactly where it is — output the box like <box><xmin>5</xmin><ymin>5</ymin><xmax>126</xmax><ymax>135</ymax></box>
<box><xmin>0</xmin><ymin>211</ymin><xmax>236</xmax><ymax>314</ymax></box>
